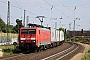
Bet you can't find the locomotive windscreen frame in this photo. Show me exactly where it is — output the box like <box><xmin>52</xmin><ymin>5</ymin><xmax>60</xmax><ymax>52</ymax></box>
<box><xmin>21</xmin><ymin>29</ymin><xmax>36</xmax><ymax>34</ymax></box>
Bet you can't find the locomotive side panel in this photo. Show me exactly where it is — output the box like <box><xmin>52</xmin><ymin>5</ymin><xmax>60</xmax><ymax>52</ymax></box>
<box><xmin>38</xmin><ymin>29</ymin><xmax>51</xmax><ymax>47</ymax></box>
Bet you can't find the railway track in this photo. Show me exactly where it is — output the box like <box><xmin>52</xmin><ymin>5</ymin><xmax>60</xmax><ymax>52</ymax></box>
<box><xmin>42</xmin><ymin>43</ymin><xmax>80</xmax><ymax>60</ymax></box>
<box><xmin>0</xmin><ymin>42</ymin><xmax>84</xmax><ymax>60</ymax></box>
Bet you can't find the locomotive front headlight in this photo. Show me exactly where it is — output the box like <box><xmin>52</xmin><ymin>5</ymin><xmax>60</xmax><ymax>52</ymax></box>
<box><xmin>21</xmin><ymin>38</ymin><xmax>25</xmax><ymax>40</ymax></box>
<box><xmin>33</xmin><ymin>41</ymin><xmax>35</xmax><ymax>42</ymax></box>
<box><xmin>31</xmin><ymin>38</ymin><xmax>36</xmax><ymax>40</ymax></box>
<box><xmin>21</xmin><ymin>41</ymin><xmax>24</xmax><ymax>43</ymax></box>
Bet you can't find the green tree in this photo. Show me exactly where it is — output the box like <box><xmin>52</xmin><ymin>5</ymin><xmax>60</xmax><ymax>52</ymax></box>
<box><xmin>0</xmin><ymin>18</ymin><xmax>6</xmax><ymax>32</ymax></box>
<box><xmin>0</xmin><ymin>18</ymin><xmax>18</xmax><ymax>33</ymax></box>
<box><xmin>8</xmin><ymin>25</ymin><xmax>14</xmax><ymax>33</ymax></box>
<box><xmin>59</xmin><ymin>28</ymin><xmax>69</xmax><ymax>38</ymax></box>
<box><xmin>13</xmin><ymin>25</ymin><xmax>18</xmax><ymax>33</ymax></box>
<box><xmin>59</xmin><ymin>28</ymin><xmax>65</xmax><ymax>32</ymax></box>
<box><xmin>2</xmin><ymin>26</ymin><xmax>7</xmax><ymax>33</ymax></box>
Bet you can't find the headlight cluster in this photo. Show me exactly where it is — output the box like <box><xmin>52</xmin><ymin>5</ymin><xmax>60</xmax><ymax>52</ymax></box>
<box><xmin>32</xmin><ymin>40</ymin><xmax>36</xmax><ymax>43</ymax></box>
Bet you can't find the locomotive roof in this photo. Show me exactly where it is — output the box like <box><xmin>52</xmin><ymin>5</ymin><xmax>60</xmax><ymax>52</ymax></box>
<box><xmin>28</xmin><ymin>23</ymin><xmax>50</xmax><ymax>29</ymax></box>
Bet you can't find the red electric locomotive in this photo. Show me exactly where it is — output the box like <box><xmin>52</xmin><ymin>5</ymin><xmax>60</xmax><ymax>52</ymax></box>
<box><xmin>18</xmin><ymin>23</ymin><xmax>64</xmax><ymax>52</ymax></box>
<box><xmin>19</xmin><ymin>27</ymin><xmax>51</xmax><ymax>52</ymax></box>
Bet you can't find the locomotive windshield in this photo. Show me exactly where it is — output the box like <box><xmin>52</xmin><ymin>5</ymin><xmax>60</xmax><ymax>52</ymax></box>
<box><xmin>21</xmin><ymin>30</ymin><xmax>36</xmax><ymax>34</ymax></box>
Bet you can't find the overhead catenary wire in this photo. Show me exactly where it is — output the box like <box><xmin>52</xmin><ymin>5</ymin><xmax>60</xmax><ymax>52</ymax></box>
<box><xmin>58</xmin><ymin>0</ymin><xmax>74</xmax><ymax>12</ymax></box>
<box><xmin>0</xmin><ymin>0</ymin><xmax>73</xmax><ymax>20</ymax></box>
<box><xmin>26</xmin><ymin>0</ymin><xmax>50</xmax><ymax>11</ymax></box>
<box><xmin>76</xmin><ymin>3</ymin><xmax>90</xmax><ymax>7</ymax></box>
<box><xmin>43</xmin><ymin>0</ymin><xmax>73</xmax><ymax>20</ymax></box>
<box><xmin>0</xmin><ymin>0</ymin><xmax>37</xmax><ymax>15</ymax></box>
<box><xmin>30</xmin><ymin>0</ymin><xmax>47</xmax><ymax>5</ymax></box>
<box><xmin>26</xmin><ymin>0</ymin><xmax>42</xmax><ymax>8</ymax></box>
<box><xmin>14</xmin><ymin>0</ymin><xmax>21</xmax><ymax>8</ymax></box>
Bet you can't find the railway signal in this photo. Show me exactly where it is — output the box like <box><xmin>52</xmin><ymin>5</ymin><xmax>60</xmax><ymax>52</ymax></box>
<box><xmin>64</xmin><ymin>29</ymin><xmax>66</xmax><ymax>34</ymax></box>
<box><xmin>16</xmin><ymin>19</ymin><xmax>22</xmax><ymax>29</ymax></box>
<box><xmin>81</xmin><ymin>29</ymin><xmax>83</xmax><ymax>34</ymax></box>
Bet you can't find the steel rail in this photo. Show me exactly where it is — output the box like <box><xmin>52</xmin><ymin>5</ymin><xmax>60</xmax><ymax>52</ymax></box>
<box><xmin>41</xmin><ymin>43</ymin><xmax>77</xmax><ymax>60</ymax></box>
<box><xmin>56</xmin><ymin>43</ymin><xmax>79</xmax><ymax>60</ymax></box>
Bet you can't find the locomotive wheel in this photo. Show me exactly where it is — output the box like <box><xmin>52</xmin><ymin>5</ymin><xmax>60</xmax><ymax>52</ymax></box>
<box><xmin>35</xmin><ymin>46</ymin><xmax>41</xmax><ymax>52</ymax></box>
<box><xmin>47</xmin><ymin>44</ymin><xmax>51</xmax><ymax>49</ymax></box>
<box><xmin>50</xmin><ymin>44</ymin><xmax>53</xmax><ymax>48</ymax></box>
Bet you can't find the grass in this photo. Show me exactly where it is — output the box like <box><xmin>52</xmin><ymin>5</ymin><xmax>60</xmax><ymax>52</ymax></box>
<box><xmin>0</xmin><ymin>45</ymin><xmax>14</xmax><ymax>49</ymax></box>
<box><xmin>82</xmin><ymin>52</ymin><xmax>90</xmax><ymax>60</ymax></box>
<box><xmin>0</xmin><ymin>45</ymin><xmax>16</xmax><ymax>56</ymax></box>
<box><xmin>81</xmin><ymin>46</ymin><xmax>90</xmax><ymax>60</ymax></box>
<box><xmin>3</xmin><ymin>52</ymin><xmax>13</xmax><ymax>56</ymax></box>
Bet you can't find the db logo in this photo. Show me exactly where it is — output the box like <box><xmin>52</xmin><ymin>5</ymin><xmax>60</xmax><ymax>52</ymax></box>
<box><xmin>52</xmin><ymin>32</ymin><xmax>54</xmax><ymax>37</ymax></box>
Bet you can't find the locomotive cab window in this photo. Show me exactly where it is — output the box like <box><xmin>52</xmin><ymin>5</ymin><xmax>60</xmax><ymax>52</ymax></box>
<box><xmin>21</xmin><ymin>30</ymin><xmax>28</xmax><ymax>34</ymax></box>
<box><xmin>21</xmin><ymin>29</ymin><xmax>36</xmax><ymax>34</ymax></box>
<box><xmin>29</xmin><ymin>30</ymin><xmax>36</xmax><ymax>34</ymax></box>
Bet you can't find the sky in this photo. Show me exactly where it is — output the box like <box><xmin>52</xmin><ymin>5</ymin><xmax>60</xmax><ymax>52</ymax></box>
<box><xmin>0</xmin><ymin>0</ymin><xmax>90</xmax><ymax>31</ymax></box>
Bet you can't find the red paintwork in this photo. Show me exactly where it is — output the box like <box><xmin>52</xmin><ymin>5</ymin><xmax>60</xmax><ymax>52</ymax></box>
<box><xmin>36</xmin><ymin>28</ymin><xmax>51</xmax><ymax>46</ymax></box>
<box><xmin>19</xmin><ymin>27</ymin><xmax>51</xmax><ymax>47</ymax></box>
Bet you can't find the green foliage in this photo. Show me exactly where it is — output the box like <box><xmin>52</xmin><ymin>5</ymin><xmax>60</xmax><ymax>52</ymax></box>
<box><xmin>66</xmin><ymin>37</ymin><xmax>90</xmax><ymax>43</ymax></box>
<box><xmin>2</xmin><ymin>48</ymin><xmax>14</xmax><ymax>56</ymax></box>
<box><xmin>0</xmin><ymin>18</ymin><xmax>6</xmax><ymax>31</ymax></box>
<box><xmin>59</xmin><ymin>28</ymin><xmax>64</xmax><ymax>32</ymax></box>
<box><xmin>1</xmin><ymin>45</ymin><xmax>19</xmax><ymax>56</ymax></box>
<box><xmin>2</xmin><ymin>27</ymin><xmax>7</xmax><ymax>33</ymax></box>
<box><xmin>59</xmin><ymin>28</ymin><xmax>68</xmax><ymax>36</ymax></box>
<box><xmin>88</xmin><ymin>49</ymin><xmax>90</xmax><ymax>53</ymax></box>
<box><xmin>70</xmin><ymin>37</ymin><xmax>75</xmax><ymax>42</ymax></box>
<box><xmin>2</xmin><ymin>48</ymin><xmax>14</xmax><ymax>53</ymax></box>
<box><xmin>82</xmin><ymin>49</ymin><xmax>90</xmax><ymax>60</ymax></box>
<box><xmin>66</xmin><ymin>37</ymin><xmax>75</xmax><ymax>42</ymax></box>
<box><xmin>82</xmin><ymin>54</ymin><xmax>90</xmax><ymax>60</ymax></box>
<box><xmin>1</xmin><ymin>46</ymin><xmax>15</xmax><ymax>56</ymax></box>
<box><xmin>0</xmin><ymin>18</ymin><xmax>19</xmax><ymax>33</ymax></box>
<box><xmin>13</xmin><ymin>25</ymin><xmax>18</xmax><ymax>33</ymax></box>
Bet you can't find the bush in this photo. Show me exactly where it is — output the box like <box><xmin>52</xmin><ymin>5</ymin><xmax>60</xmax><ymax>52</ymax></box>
<box><xmin>82</xmin><ymin>53</ymin><xmax>90</xmax><ymax>60</ymax></box>
<box><xmin>66</xmin><ymin>37</ymin><xmax>90</xmax><ymax>44</ymax></box>
<box><xmin>88</xmin><ymin>49</ymin><xmax>90</xmax><ymax>53</ymax></box>
<box><xmin>82</xmin><ymin>49</ymin><xmax>90</xmax><ymax>60</ymax></box>
<box><xmin>2</xmin><ymin>48</ymin><xmax>14</xmax><ymax>53</ymax></box>
<box><xmin>2</xmin><ymin>47</ymin><xmax>16</xmax><ymax>56</ymax></box>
